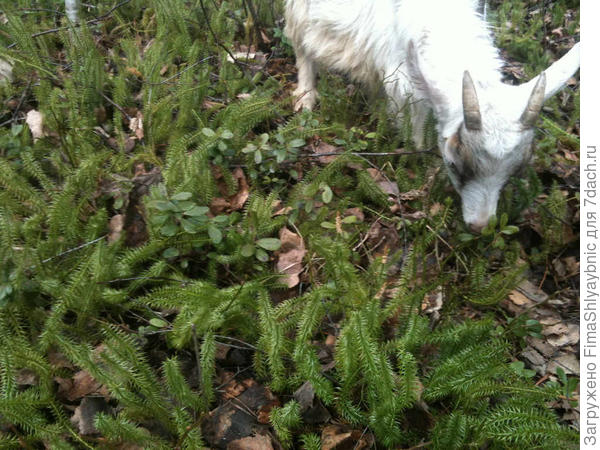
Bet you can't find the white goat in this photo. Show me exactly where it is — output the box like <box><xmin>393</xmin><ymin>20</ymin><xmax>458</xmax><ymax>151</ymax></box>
<box><xmin>284</xmin><ymin>0</ymin><xmax>580</xmax><ymax>231</ymax></box>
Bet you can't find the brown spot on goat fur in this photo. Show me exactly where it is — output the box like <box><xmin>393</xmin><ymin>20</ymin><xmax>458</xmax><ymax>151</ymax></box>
<box><xmin>446</xmin><ymin>132</ymin><xmax>476</xmax><ymax>188</ymax></box>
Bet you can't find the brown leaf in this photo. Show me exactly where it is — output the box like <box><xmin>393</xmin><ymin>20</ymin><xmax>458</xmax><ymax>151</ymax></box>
<box><xmin>210</xmin><ymin>197</ymin><xmax>230</xmax><ymax>215</ymax></box>
<box><xmin>399</xmin><ymin>189</ymin><xmax>426</xmax><ymax>201</ymax></box>
<box><xmin>312</xmin><ymin>140</ymin><xmax>338</xmax><ymax>164</ymax></box>
<box><xmin>16</xmin><ymin>369</ymin><xmax>38</xmax><ymax>386</ymax></box>
<box><xmin>227</xmin><ymin>434</ymin><xmax>274</xmax><ymax>450</ymax></box>
<box><xmin>516</xmin><ymin>280</ymin><xmax>549</xmax><ymax>304</ymax></box>
<box><xmin>276</xmin><ymin>227</ymin><xmax>306</xmax><ymax>288</ymax></box>
<box><xmin>544</xmin><ymin>323</ymin><xmax>579</xmax><ymax>347</ymax></box>
<box><xmin>508</xmin><ymin>290</ymin><xmax>533</xmax><ymax>307</ymax></box>
<box><xmin>229</xmin><ymin>168</ymin><xmax>250</xmax><ymax>211</ymax></box>
<box><xmin>126</xmin><ymin>67</ymin><xmax>143</xmax><ymax>78</ymax></box>
<box><xmin>129</xmin><ymin>111</ymin><xmax>144</xmax><ymax>140</ymax></box>
<box><xmin>62</xmin><ymin>370</ymin><xmax>106</xmax><ymax>402</ymax></box>
<box><xmin>344</xmin><ymin>207</ymin><xmax>364</xmax><ymax>222</ymax></box>
<box><xmin>124</xmin><ymin>137</ymin><xmax>137</xmax><ymax>152</ymax></box>
<box><xmin>366</xmin><ymin>168</ymin><xmax>399</xmax><ymax>196</ymax></box>
<box><xmin>548</xmin><ymin>352</ymin><xmax>579</xmax><ymax>376</ymax></box>
<box><xmin>429</xmin><ymin>202</ymin><xmax>443</xmax><ymax>217</ymax></box>
<box><xmin>321</xmin><ymin>425</ymin><xmax>353</xmax><ymax>450</ymax></box>
<box><xmin>71</xmin><ymin>397</ymin><xmax>111</xmax><ymax>435</ymax></box>
<box><xmin>108</xmin><ymin>214</ymin><xmax>124</xmax><ymax>244</ymax></box>
<box><xmin>294</xmin><ymin>381</ymin><xmax>316</xmax><ymax>412</ymax></box>
<box><xmin>322</xmin><ymin>425</ymin><xmax>374</xmax><ymax>450</ymax></box>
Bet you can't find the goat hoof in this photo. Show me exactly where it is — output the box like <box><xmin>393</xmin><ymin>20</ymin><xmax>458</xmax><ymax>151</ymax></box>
<box><xmin>293</xmin><ymin>89</ymin><xmax>317</xmax><ymax>112</ymax></box>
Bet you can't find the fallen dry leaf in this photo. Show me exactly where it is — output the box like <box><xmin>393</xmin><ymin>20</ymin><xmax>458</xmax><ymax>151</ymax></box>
<box><xmin>60</xmin><ymin>370</ymin><xmax>107</xmax><ymax>402</ymax></box>
<box><xmin>366</xmin><ymin>168</ymin><xmax>399</xmax><ymax>197</ymax></box>
<box><xmin>16</xmin><ymin>369</ymin><xmax>38</xmax><ymax>386</ymax></box>
<box><xmin>548</xmin><ymin>352</ymin><xmax>579</xmax><ymax>376</ymax></box>
<box><xmin>108</xmin><ymin>214</ymin><xmax>124</xmax><ymax>244</ymax></box>
<box><xmin>508</xmin><ymin>290</ymin><xmax>533</xmax><ymax>307</ymax></box>
<box><xmin>229</xmin><ymin>168</ymin><xmax>250</xmax><ymax>211</ymax></box>
<box><xmin>126</xmin><ymin>67</ymin><xmax>143</xmax><ymax>78</ymax></box>
<box><xmin>26</xmin><ymin>110</ymin><xmax>45</xmax><ymax>141</ymax></box>
<box><xmin>321</xmin><ymin>424</ymin><xmax>374</xmax><ymax>450</ymax></box>
<box><xmin>129</xmin><ymin>111</ymin><xmax>144</xmax><ymax>140</ymax></box>
<box><xmin>276</xmin><ymin>227</ymin><xmax>306</xmax><ymax>288</ymax></box>
<box><xmin>344</xmin><ymin>207</ymin><xmax>364</xmax><ymax>222</ymax></box>
<box><xmin>227</xmin><ymin>434</ymin><xmax>274</xmax><ymax>450</ymax></box>
<box><xmin>0</xmin><ymin>58</ymin><xmax>12</xmax><ymax>83</ymax></box>
<box><xmin>544</xmin><ymin>323</ymin><xmax>579</xmax><ymax>347</ymax></box>
<box><xmin>312</xmin><ymin>140</ymin><xmax>338</xmax><ymax>164</ymax></box>
<box><xmin>71</xmin><ymin>397</ymin><xmax>111</xmax><ymax>435</ymax></box>
<box><xmin>321</xmin><ymin>425</ymin><xmax>353</xmax><ymax>450</ymax></box>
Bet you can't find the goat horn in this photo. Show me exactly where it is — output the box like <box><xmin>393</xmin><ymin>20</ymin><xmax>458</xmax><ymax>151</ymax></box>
<box><xmin>520</xmin><ymin>72</ymin><xmax>546</xmax><ymax>128</ymax></box>
<box><xmin>462</xmin><ymin>71</ymin><xmax>482</xmax><ymax>131</ymax></box>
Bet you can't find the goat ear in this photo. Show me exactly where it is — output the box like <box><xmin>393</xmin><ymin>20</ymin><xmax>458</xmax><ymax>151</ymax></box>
<box><xmin>521</xmin><ymin>42</ymin><xmax>579</xmax><ymax>103</ymax></box>
<box><xmin>406</xmin><ymin>40</ymin><xmax>449</xmax><ymax>114</ymax></box>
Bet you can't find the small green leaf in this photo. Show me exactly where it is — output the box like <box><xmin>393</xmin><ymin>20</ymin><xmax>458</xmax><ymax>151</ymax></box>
<box><xmin>255</xmin><ymin>149</ymin><xmax>262</xmax><ymax>164</ymax></box>
<box><xmin>150</xmin><ymin>200</ymin><xmax>175</xmax><ymax>212</ymax></box>
<box><xmin>208</xmin><ymin>225</ymin><xmax>222</xmax><ymax>244</ymax></box>
<box><xmin>149</xmin><ymin>318</ymin><xmax>168</xmax><ymax>328</ymax></box>
<box><xmin>212</xmin><ymin>215</ymin><xmax>229</xmax><ymax>224</ymax></box>
<box><xmin>365</xmin><ymin>132</ymin><xmax>377</xmax><ymax>139</ymax></box>
<box><xmin>321</xmin><ymin>185</ymin><xmax>333</xmax><ymax>203</ymax></box>
<box><xmin>501</xmin><ymin>225</ymin><xmax>519</xmax><ymax>235</ymax></box>
<box><xmin>304</xmin><ymin>200</ymin><xmax>313</xmax><ymax>213</ymax></box>
<box><xmin>150</xmin><ymin>214</ymin><xmax>170</xmax><ymax>226</ymax></box>
<box><xmin>289</xmin><ymin>138</ymin><xmax>305</xmax><ymax>148</ymax></box>
<box><xmin>175</xmin><ymin>200</ymin><xmax>195</xmax><ymax>211</ymax></box>
<box><xmin>320</xmin><ymin>221</ymin><xmax>336</xmax><ymax>229</ymax></box>
<box><xmin>221</xmin><ymin>129</ymin><xmax>234</xmax><ymax>139</ymax></box>
<box><xmin>202</xmin><ymin>128</ymin><xmax>216</xmax><ymax>137</ymax></box>
<box><xmin>493</xmin><ymin>236</ymin><xmax>505</xmax><ymax>249</ymax></box>
<box><xmin>162</xmin><ymin>247</ymin><xmax>179</xmax><ymax>258</ymax></box>
<box><xmin>161</xmin><ymin>223</ymin><xmax>178</xmax><ymax>237</ymax></box>
<box><xmin>242</xmin><ymin>143</ymin><xmax>257</xmax><ymax>153</ymax></box>
<box><xmin>172</xmin><ymin>192</ymin><xmax>193</xmax><ymax>201</ymax></box>
<box><xmin>180</xmin><ymin>218</ymin><xmax>199</xmax><ymax>234</ymax></box>
<box><xmin>255</xmin><ymin>248</ymin><xmax>269</xmax><ymax>262</ymax></box>
<box><xmin>259</xmin><ymin>133</ymin><xmax>269</xmax><ymax>144</ymax></box>
<box><xmin>256</xmin><ymin>238</ymin><xmax>281</xmax><ymax>251</ymax></box>
<box><xmin>11</xmin><ymin>124</ymin><xmax>23</xmax><ymax>136</ymax></box>
<box><xmin>184</xmin><ymin>205</ymin><xmax>209</xmax><ymax>217</ymax></box>
<box><xmin>241</xmin><ymin>244</ymin><xmax>255</xmax><ymax>257</ymax></box>
<box><xmin>458</xmin><ymin>233</ymin><xmax>475</xmax><ymax>242</ymax></box>
<box><xmin>341</xmin><ymin>215</ymin><xmax>358</xmax><ymax>224</ymax></box>
<box><xmin>275</xmin><ymin>148</ymin><xmax>287</xmax><ymax>163</ymax></box>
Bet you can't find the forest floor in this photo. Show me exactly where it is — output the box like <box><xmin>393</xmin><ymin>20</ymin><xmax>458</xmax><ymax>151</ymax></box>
<box><xmin>0</xmin><ymin>1</ymin><xmax>580</xmax><ymax>448</ymax></box>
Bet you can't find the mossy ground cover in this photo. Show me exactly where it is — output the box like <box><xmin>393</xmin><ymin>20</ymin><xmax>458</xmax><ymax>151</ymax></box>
<box><xmin>0</xmin><ymin>1</ymin><xmax>580</xmax><ymax>448</ymax></box>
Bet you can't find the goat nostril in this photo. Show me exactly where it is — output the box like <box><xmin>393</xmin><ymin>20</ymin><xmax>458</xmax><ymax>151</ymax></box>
<box><xmin>469</xmin><ymin>222</ymin><xmax>487</xmax><ymax>233</ymax></box>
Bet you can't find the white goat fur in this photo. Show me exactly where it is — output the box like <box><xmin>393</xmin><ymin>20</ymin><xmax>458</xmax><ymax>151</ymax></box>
<box><xmin>284</xmin><ymin>0</ymin><xmax>580</xmax><ymax>230</ymax></box>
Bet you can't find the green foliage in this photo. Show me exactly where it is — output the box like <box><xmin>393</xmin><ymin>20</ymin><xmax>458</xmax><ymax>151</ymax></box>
<box><xmin>0</xmin><ymin>0</ymin><xmax>578</xmax><ymax>448</ymax></box>
<box><xmin>270</xmin><ymin>400</ymin><xmax>302</xmax><ymax>448</ymax></box>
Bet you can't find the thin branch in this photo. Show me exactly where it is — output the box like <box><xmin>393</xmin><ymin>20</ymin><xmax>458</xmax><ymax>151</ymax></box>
<box><xmin>40</xmin><ymin>234</ymin><xmax>107</xmax><ymax>264</ymax></box>
<box><xmin>99</xmin><ymin>92</ymin><xmax>131</xmax><ymax>120</ymax></box>
<box><xmin>303</xmin><ymin>147</ymin><xmax>439</xmax><ymax>158</ymax></box>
